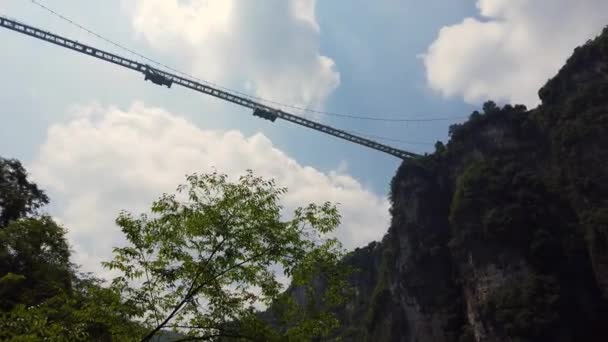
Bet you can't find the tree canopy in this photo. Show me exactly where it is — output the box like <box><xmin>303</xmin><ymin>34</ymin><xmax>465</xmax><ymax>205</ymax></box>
<box><xmin>0</xmin><ymin>158</ymin><xmax>48</xmax><ymax>227</ymax></box>
<box><xmin>0</xmin><ymin>157</ymin><xmax>144</xmax><ymax>341</ymax></box>
<box><xmin>0</xmin><ymin>159</ymin><xmax>349</xmax><ymax>341</ymax></box>
<box><xmin>105</xmin><ymin>171</ymin><xmax>349</xmax><ymax>341</ymax></box>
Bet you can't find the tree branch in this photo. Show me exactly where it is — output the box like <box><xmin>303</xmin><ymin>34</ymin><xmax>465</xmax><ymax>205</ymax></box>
<box><xmin>174</xmin><ymin>332</ymin><xmax>253</xmax><ymax>342</ymax></box>
<box><xmin>140</xmin><ymin>246</ymin><xmax>275</xmax><ymax>341</ymax></box>
<box><xmin>139</xmin><ymin>249</ymin><xmax>161</xmax><ymax>328</ymax></box>
<box><xmin>141</xmin><ymin>237</ymin><xmax>228</xmax><ymax>342</ymax></box>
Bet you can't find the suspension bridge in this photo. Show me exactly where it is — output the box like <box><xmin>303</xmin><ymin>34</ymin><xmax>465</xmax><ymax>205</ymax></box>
<box><xmin>0</xmin><ymin>14</ymin><xmax>422</xmax><ymax>159</ymax></box>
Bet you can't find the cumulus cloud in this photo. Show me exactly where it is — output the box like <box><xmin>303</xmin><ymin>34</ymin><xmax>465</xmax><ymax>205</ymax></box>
<box><xmin>125</xmin><ymin>0</ymin><xmax>339</xmax><ymax>111</ymax></box>
<box><xmin>31</xmin><ymin>103</ymin><xmax>388</xmax><ymax>277</ymax></box>
<box><xmin>423</xmin><ymin>0</ymin><xmax>608</xmax><ymax>107</ymax></box>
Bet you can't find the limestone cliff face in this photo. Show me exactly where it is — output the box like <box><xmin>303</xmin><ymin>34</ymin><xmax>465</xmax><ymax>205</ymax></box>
<box><xmin>335</xmin><ymin>27</ymin><xmax>608</xmax><ymax>342</ymax></box>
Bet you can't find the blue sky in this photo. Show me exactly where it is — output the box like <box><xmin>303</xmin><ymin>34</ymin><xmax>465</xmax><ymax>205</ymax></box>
<box><xmin>1</xmin><ymin>0</ymin><xmax>606</xmax><ymax>276</ymax></box>
<box><xmin>313</xmin><ymin>0</ymin><xmax>477</xmax><ymax>189</ymax></box>
<box><xmin>0</xmin><ymin>0</ymin><xmax>476</xmax><ymax>191</ymax></box>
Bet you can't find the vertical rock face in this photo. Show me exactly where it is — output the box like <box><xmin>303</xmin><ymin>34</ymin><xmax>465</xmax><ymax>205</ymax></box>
<box><xmin>335</xmin><ymin>28</ymin><xmax>608</xmax><ymax>341</ymax></box>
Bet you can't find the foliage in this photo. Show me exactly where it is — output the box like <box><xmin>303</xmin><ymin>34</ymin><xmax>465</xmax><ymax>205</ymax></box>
<box><xmin>103</xmin><ymin>171</ymin><xmax>348</xmax><ymax>341</ymax></box>
<box><xmin>448</xmin><ymin>158</ymin><xmax>572</xmax><ymax>261</ymax></box>
<box><xmin>538</xmin><ymin>26</ymin><xmax>608</xmax><ymax>107</ymax></box>
<box><xmin>0</xmin><ymin>217</ymin><xmax>143</xmax><ymax>341</ymax></box>
<box><xmin>481</xmin><ymin>274</ymin><xmax>560</xmax><ymax>340</ymax></box>
<box><xmin>0</xmin><ymin>161</ymin><xmax>349</xmax><ymax>341</ymax></box>
<box><xmin>447</xmin><ymin>101</ymin><xmax>528</xmax><ymax>145</ymax></box>
<box><xmin>0</xmin><ymin>276</ymin><xmax>144</xmax><ymax>341</ymax></box>
<box><xmin>0</xmin><ymin>158</ymin><xmax>144</xmax><ymax>341</ymax></box>
<box><xmin>0</xmin><ymin>158</ymin><xmax>48</xmax><ymax>227</ymax></box>
<box><xmin>0</xmin><ymin>217</ymin><xmax>71</xmax><ymax>310</ymax></box>
<box><xmin>364</xmin><ymin>245</ymin><xmax>392</xmax><ymax>332</ymax></box>
<box><xmin>434</xmin><ymin>141</ymin><xmax>446</xmax><ymax>155</ymax></box>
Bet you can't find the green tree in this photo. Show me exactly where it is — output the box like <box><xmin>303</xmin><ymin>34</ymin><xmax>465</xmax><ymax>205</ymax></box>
<box><xmin>0</xmin><ymin>158</ymin><xmax>48</xmax><ymax>227</ymax></box>
<box><xmin>482</xmin><ymin>100</ymin><xmax>499</xmax><ymax>115</ymax></box>
<box><xmin>0</xmin><ymin>217</ymin><xmax>144</xmax><ymax>341</ymax></box>
<box><xmin>0</xmin><ymin>157</ymin><xmax>143</xmax><ymax>341</ymax></box>
<box><xmin>0</xmin><ymin>217</ymin><xmax>71</xmax><ymax>310</ymax></box>
<box><xmin>104</xmin><ymin>171</ymin><xmax>349</xmax><ymax>341</ymax></box>
<box><xmin>0</xmin><ymin>275</ymin><xmax>145</xmax><ymax>341</ymax></box>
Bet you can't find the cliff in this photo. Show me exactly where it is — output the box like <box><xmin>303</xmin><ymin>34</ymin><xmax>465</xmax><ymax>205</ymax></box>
<box><xmin>335</xmin><ymin>27</ymin><xmax>608</xmax><ymax>341</ymax></box>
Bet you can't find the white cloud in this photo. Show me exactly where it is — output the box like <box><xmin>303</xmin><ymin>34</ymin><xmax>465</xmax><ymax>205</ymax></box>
<box><xmin>423</xmin><ymin>0</ymin><xmax>608</xmax><ymax>107</ymax></box>
<box><xmin>125</xmin><ymin>0</ymin><xmax>339</xmax><ymax>112</ymax></box>
<box><xmin>31</xmin><ymin>103</ymin><xmax>388</xmax><ymax>277</ymax></box>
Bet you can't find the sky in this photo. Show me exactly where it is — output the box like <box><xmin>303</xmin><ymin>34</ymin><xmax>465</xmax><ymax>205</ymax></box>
<box><xmin>1</xmin><ymin>0</ymin><xmax>607</xmax><ymax>278</ymax></box>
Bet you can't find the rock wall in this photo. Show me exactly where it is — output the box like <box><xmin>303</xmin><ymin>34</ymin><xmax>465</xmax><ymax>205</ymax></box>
<box><xmin>335</xmin><ymin>27</ymin><xmax>608</xmax><ymax>342</ymax></box>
